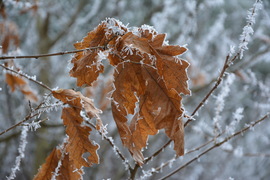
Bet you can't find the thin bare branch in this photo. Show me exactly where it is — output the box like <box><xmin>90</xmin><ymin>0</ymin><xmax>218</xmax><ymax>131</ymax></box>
<box><xmin>159</xmin><ymin>113</ymin><xmax>269</xmax><ymax>180</ymax></box>
<box><xmin>184</xmin><ymin>54</ymin><xmax>235</xmax><ymax>127</ymax></box>
<box><xmin>0</xmin><ymin>95</ymin><xmax>59</xmax><ymax>136</ymax></box>
<box><xmin>0</xmin><ymin>47</ymin><xmax>104</xmax><ymax>60</ymax></box>
<box><xmin>0</xmin><ymin>112</ymin><xmax>40</xmax><ymax>136</ymax></box>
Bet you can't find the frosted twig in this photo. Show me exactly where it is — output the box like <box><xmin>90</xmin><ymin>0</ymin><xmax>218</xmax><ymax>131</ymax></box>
<box><xmin>0</xmin><ymin>95</ymin><xmax>56</xmax><ymax>136</ymax></box>
<box><xmin>159</xmin><ymin>113</ymin><xmax>269</xmax><ymax>180</ymax></box>
<box><xmin>0</xmin><ymin>47</ymin><xmax>104</xmax><ymax>60</ymax></box>
<box><xmin>186</xmin><ymin>0</ymin><xmax>262</xmax><ymax>127</ymax></box>
<box><xmin>7</xmin><ymin>126</ymin><xmax>29</xmax><ymax>180</ymax></box>
<box><xmin>0</xmin><ymin>112</ymin><xmax>40</xmax><ymax>136</ymax></box>
<box><xmin>141</xmin><ymin>132</ymin><xmax>225</xmax><ymax>179</ymax></box>
<box><xmin>213</xmin><ymin>73</ymin><xmax>235</xmax><ymax>134</ymax></box>
<box><xmin>185</xmin><ymin>54</ymin><xmax>232</xmax><ymax>127</ymax></box>
<box><xmin>238</xmin><ymin>0</ymin><xmax>263</xmax><ymax>59</ymax></box>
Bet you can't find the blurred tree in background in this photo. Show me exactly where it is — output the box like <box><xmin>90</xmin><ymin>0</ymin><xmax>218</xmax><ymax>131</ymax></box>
<box><xmin>0</xmin><ymin>0</ymin><xmax>270</xmax><ymax>179</ymax></box>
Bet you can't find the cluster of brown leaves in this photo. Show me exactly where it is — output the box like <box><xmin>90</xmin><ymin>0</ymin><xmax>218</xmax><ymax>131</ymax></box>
<box><xmin>34</xmin><ymin>89</ymin><xmax>101</xmax><ymax>179</ymax></box>
<box><xmin>34</xmin><ymin>18</ymin><xmax>190</xmax><ymax>179</ymax></box>
<box><xmin>70</xmin><ymin>18</ymin><xmax>190</xmax><ymax>165</ymax></box>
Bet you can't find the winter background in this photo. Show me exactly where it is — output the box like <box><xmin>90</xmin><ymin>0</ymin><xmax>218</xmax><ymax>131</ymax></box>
<box><xmin>0</xmin><ymin>0</ymin><xmax>270</xmax><ymax>179</ymax></box>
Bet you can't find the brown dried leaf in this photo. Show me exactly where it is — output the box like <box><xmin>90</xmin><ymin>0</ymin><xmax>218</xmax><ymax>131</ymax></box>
<box><xmin>5</xmin><ymin>73</ymin><xmax>26</xmax><ymax>91</ymax></box>
<box><xmin>52</xmin><ymin>89</ymin><xmax>101</xmax><ymax>119</ymax></box>
<box><xmin>70</xmin><ymin>19</ymin><xmax>127</xmax><ymax>86</ymax></box>
<box><xmin>5</xmin><ymin>72</ymin><xmax>38</xmax><ymax>102</ymax></box>
<box><xmin>99</xmin><ymin>77</ymin><xmax>114</xmax><ymax>111</ymax></box>
<box><xmin>0</xmin><ymin>21</ymin><xmax>20</xmax><ymax>53</ymax></box>
<box><xmin>112</xmin><ymin>63</ymin><xmax>185</xmax><ymax>164</ymax></box>
<box><xmin>69</xmin><ymin>23</ymin><xmax>106</xmax><ymax>86</ymax></box>
<box><xmin>62</xmin><ymin>107</ymin><xmax>99</xmax><ymax>168</ymax></box>
<box><xmin>70</xmin><ymin>51</ymin><xmax>104</xmax><ymax>87</ymax></box>
<box><xmin>34</xmin><ymin>148</ymin><xmax>83</xmax><ymax>180</ymax></box>
<box><xmin>111</xmin><ymin>31</ymin><xmax>190</xmax><ymax>96</ymax></box>
<box><xmin>154</xmin><ymin>53</ymin><xmax>191</xmax><ymax>95</ymax></box>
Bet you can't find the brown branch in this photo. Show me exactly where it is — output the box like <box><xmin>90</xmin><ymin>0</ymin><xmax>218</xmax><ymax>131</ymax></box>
<box><xmin>159</xmin><ymin>113</ymin><xmax>269</xmax><ymax>180</ymax></box>
<box><xmin>140</xmin><ymin>131</ymin><xmax>224</xmax><ymax>178</ymax></box>
<box><xmin>0</xmin><ymin>112</ymin><xmax>40</xmax><ymax>136</ymax></box>
<box><xmin>184</xmin><ymin>54</ymin><xmax>236</xmax><ymax>127</ymax></box>
<box><xmin>0</xmin><ymin>46</ymin><xmax>104</xmax><ymax>60</ymax></box>
<box><xmin>0</xmin><ymin>95</ymin><xmax>58</xmax><ymax>136</ymax></box>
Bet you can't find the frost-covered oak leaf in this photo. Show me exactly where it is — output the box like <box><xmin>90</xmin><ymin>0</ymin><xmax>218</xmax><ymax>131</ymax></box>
<box><xmin>108</xmin><ymin>25</ymin><xmax>189</xmax><ymax>164</ymax></box>
<box><xmin>62</xmin><ymin>107</ymin><xmax>99</xmax><ymax>168</ymax></box>
<box><xmin>52</xmin><ymin>89</ymin><xmax>102</xmax><ymax>119</ymax></box>
<box><xmin>114</xmin><ymin>30</ymin><xmax>190</xmax><ymax>95</ymax></box>
<box><xmin>112</xmin><ymin>62</ymin><xmax>185</xmax><ymax>165</ymax></box>
<box><xmin>70</xmin><ymin>18</ymin><xmax>127</xmax><ymax>86</ymax></box>
<box><xmin>34</xmin><ymin>147</ymin><xmax>83</xmax><ymax>180</ymax></box>
<box><xmin>37</xmin><ymin>89</ymin><xmax>101</xmax><ymax>178</ymax></box>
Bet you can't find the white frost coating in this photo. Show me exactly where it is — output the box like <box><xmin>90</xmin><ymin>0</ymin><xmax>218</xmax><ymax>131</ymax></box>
<box><xmin>140</xmin><ymin>24</ymin><xmax>157</xmax><ymax>34</ymax></box>
<box><xmin>97</xmin><ymin>50</ymin><xmax>109</xmax><ymax>61</ymax></box>
<box><xmin>27</xmin><ymin>120</ymin><xmax>42</xmax><ymax>131</ymax></box>
<box><xmin>233</xmin><ymin>107</ymin><xmax>244</xmax><ymax>122</ymax></box>
<box><xmin>7</xmin><ymin>126</ymin><xmax>29</xmax><ymax>180</ymax></box>
<box><xmin>130</xmin><ymin>27</ymin><xmax>141</xmax><ymax>36</ymax></box>
<box><xmin>213</xmin><ymin>73</ymin><xmax>235</xmax><ymax>133</ymax></box>
<box><xmin>104</xmin><ymin>18</ymin><xmax>126</xmax><ymax>36</ymax></box>
<box><xmin>238</xmin><ymin>0</ymin><xmax>263</xmax><ymax>59</ymax></box>
<box><xmin>229</xmin><ymin>45</ymin><xmax>235</xmax><ymax>57</ymax></box>
<box><xmin>225</xmin><ymin>107</ymin><xmax>244</xmax><ymax>135</ymax></box>
<box><xmin>72</xmin><ymin>167</ymin><xmax>84</xmax><ymax>180</ymax></box>
<box><xmin>52</xmin><ymin>86</ymin><xmax>59</xmax><ymax>91</ymax></box>
<box><xmin>140</xmin><ymin>170</ymin><xmax>153</xmax><ymax>180</ymax></box>
<box><xmin>51</xmin><ymin>136</ymin><xmax>69</xmax><ymax>180</ymax></box>
<box><xmin>168</xmin><ymin>158</ymin><xmax>176</xmax><ymax>168</ymax></box>
<box><xmin>122</xmin><ymin>45</ymin><xmax>134</xmax><ymax>55</ymax></box>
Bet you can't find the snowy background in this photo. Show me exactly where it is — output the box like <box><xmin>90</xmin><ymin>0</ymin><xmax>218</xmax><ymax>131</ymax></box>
<box><xmin>0</xmin><ymin>0</ymin><xmax>270</xmax><ymax>179</ymax></box>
